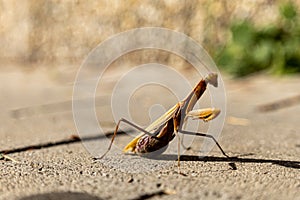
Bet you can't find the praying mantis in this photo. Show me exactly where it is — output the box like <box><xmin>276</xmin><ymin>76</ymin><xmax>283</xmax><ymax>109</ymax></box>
<box><xmin>98</xmin><ymin>72</ymin><xmax>230</xmax><ymax>166</ymax></box>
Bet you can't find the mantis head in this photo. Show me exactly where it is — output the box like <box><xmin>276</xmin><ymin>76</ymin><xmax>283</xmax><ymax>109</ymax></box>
<box><xmin>205</xmin><ymin>73</ymin><xmax>218</xmax><ymax>87</ymax></box>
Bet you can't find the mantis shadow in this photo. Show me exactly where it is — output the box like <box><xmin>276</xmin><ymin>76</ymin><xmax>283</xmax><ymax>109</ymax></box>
<box><xmin>146</xmin><ymin>154</ymin><xmax>300</xmax><ymax>169</ymax></box>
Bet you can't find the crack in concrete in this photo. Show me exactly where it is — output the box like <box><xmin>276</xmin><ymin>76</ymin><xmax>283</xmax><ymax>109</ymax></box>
<box><xmin>257</xmin><ymin>94</ymin><xmax>300</xmax><ymax>112</ymax></box>
<box><xmin>0</xmin><ymin>131</ymin><xmax>128</xmax><ymax>155</ymax></box>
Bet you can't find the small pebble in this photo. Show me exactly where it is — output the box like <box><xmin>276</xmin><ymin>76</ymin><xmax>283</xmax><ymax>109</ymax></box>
<box><xmin>127</xmin><ymin>178</ymin><xmax>134</xmax><ymax>183</ymax></box>
<box><xmin>191</xmin><ymin>172</ymin><xmax>197</xmax><ymax>177</ymax></box>
<box><xmin>229</xmin><ymin>162</ymin><xmax>237</xmax><ymax>170</ymax></box>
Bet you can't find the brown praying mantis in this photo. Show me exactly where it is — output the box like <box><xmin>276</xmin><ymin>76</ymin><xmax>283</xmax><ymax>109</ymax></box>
<box><xmin>98</xmin><ymin>72</ymin><xmax>230</xmax><ymax>166</ymax></box>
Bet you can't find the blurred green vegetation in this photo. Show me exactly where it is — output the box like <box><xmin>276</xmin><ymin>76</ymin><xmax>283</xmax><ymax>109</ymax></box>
<box><xmin>215</xmin><ymin>2</ymin><xmax>300</xmax><ymax>77</ymax></box>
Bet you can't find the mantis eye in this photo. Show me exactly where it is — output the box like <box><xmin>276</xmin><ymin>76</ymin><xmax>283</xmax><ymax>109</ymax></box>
<box><xmin>187</xmin><ymin>108</ymin><xmax>220</xmax><ymax>122</ymax></box>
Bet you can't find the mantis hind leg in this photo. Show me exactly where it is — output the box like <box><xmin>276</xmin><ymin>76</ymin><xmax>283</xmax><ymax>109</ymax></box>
<box><xmin>178</xmin><ymin>130</ymin><xmax>230</xmax><ymax>158</ymax></box>
<box><xmin>95</xmin><ymin>118</ymin><xmax>154</xmax><ymax>159</ymax></box>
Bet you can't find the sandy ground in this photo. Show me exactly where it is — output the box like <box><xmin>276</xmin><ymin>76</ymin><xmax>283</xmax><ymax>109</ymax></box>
<box><xmin>0</xmin><ymin>66</ymin><xmax>299</xmax><ymax>200</ymax></box>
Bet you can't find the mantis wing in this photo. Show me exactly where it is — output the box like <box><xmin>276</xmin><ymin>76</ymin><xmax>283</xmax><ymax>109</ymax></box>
<box><xmin>123</xmin><ymin>103</ymin><xmax>180</xmax><ymax>152</ymax></box>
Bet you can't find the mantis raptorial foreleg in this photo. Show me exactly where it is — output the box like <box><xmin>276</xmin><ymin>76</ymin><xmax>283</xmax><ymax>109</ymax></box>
<box><xmin>180</xmin><ymin>107</ymin><xmax>222</xmax><ymax>151</ymax></box>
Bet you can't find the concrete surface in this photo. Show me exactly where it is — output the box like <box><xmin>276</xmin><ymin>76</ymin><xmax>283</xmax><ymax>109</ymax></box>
<box><xmin>0</xmin><ymin>67</ymin><xmax>299</xmax><ymax>200</ymax></box>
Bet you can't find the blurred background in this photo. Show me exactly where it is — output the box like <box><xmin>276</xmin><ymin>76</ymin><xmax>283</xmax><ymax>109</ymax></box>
<box><xmin>1</xmin><ymin>0</ymin><xmax>300</xmax><ymax>148</ymax></box>
<box><xmin>1</xmin><ymin>0</ymin><xmax>300</xmax><ymax>76</ymax></box>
